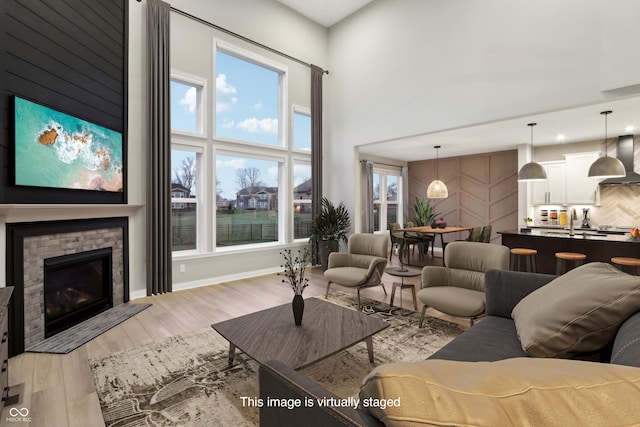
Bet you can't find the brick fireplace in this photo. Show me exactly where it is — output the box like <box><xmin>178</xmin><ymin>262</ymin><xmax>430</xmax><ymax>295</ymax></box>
<box><xmin>6</xmin><ymin>217</ymin><xmax>129</xmax><ymax>356</ymax></box>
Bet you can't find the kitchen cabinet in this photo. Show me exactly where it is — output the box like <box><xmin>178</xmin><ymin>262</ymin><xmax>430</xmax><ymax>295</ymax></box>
<box><xmin>532</xmin><ymin>161</ymin><xmax>566</xmax><ymax>205</ymax></box>
<box><xmin>565</xmin><ymin>152</ymin><xmax>602</xmax><ymax>204</ymax></box>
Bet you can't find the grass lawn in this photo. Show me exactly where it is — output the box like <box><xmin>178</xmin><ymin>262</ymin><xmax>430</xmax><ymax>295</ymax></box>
<box><xmin>172</xmin><ymin>209</ymin><xmax>312</xmax><ymax>249</ymax></box>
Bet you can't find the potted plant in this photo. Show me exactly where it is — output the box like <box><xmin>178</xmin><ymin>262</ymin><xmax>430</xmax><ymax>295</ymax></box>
<box><xmin>413</xmin><ymin>196</ymin><xmax>438</xmax><ymax>227</ymax></box>
<box><xmin>309</xmin><ymin>197</ymin><xmax>351</xmax><ymax>271</ymax></box>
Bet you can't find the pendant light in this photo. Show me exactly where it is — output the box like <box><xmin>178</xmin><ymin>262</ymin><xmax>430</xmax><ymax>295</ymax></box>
<box><xmin>426</xmin><ymin>145</ymin><xmax>448</xmax><ymax>199</ymax></box>
<box><xmin>517</xmin><ymin>123</ymin><xmax>547</xmax><ymax>181</ymax></box>
<box><xmin>588</xmin><ymin>110</ymin><xmax>626</xmax><ymax>178</ymax></box>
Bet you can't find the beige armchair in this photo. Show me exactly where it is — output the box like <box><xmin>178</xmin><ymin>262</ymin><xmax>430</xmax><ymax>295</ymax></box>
<box><xmin>324</xmin><ymin>233</ymin><xmax>389</xmax><ymax>309</ymax></box>
<box><xmin>418</xmin><ymin>241</ymin><xmax>509</xmax><ymax>327</ymax></box>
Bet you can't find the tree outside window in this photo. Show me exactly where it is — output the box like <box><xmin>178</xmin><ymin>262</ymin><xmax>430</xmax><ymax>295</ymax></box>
<box><xmin>293</xmin><ymin>163</ymin><xmax>311</xmax><ymax>239</ymax></box>
<box><xmin>169</xmin><ymin>40</ymin><xmax>310</xmax><ymax>254</ymax></box>
<box><xmin>216</xmin><ymin>154</ymin><xmax>280</xmax><ymax>247</ymax></box>
<box><xmin>171</xmin><ymin>149</ymin><xmax>199</xmax><ymax>251</ymax></box>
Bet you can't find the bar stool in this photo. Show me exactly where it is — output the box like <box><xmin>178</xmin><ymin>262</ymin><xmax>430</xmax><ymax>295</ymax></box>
<box><xmin>611</xmin><ymin>257</ymin><xmax>640</xmax><ymax>275</ymax></box>
<box><xmin>555</xmin><ymin>252</ymin><xmax>586</xmax><ymax>275</ymax></box>
<box><xmin>510</xmin><ymin>248</ymin><xmax>537</xmax><ymax>272</ymax></box>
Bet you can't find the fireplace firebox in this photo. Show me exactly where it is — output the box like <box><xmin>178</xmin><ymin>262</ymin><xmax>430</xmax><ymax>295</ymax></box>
<box><xmin>44</xmin><ymin>248</ymin><xmax>113</xmax><ymax>338</ymax></box>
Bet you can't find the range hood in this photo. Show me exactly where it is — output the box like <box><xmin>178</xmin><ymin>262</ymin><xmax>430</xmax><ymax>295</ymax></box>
<box><xmin>599</xmin><ymin>135</ymin><xmax>640</xmax><ymax>185</ymax></box>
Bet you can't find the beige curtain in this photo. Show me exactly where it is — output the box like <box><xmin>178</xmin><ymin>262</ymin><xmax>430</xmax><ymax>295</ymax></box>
<box><xmin>146</xmin><ymin>0</ymin><xmax>172</xmax><ymax>295</ymax></box>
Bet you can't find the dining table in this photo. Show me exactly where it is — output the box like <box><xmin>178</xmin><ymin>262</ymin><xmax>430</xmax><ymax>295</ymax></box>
<box><xmin>399</xmin><ymin>225</ymin><xmax>473</xmax><ymax>265</ymax></box>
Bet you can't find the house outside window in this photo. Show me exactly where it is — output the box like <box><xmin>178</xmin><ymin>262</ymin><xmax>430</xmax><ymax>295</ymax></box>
<box><xmin>216</xmin><ymin>153</ymin><xmax>281</xmax><ymax>247</ymax></box>
<box><xmin>293</xmin><ymin>162</ymin><xmax>311</xmax><ymax>239</ymax></box>
<box><xmin>170</xmin><ymin>38</ymin><xmax>310</xmax><ymax>254</ymax></box>
<box><xmin>171</xmin><ymin>148</ymin><xmax>200</xmax><ymax>252</ymax></box>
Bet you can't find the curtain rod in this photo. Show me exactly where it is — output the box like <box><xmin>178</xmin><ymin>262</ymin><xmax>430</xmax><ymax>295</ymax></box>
<box><xmin>360</xmin><ymin>160</ymin><xmax>406</xmax><ymax>169</ymax></box>
<box><xmin>168</xmin><ymin>6</ymin><xmax>329</xmax><ymax>74</ymax></box>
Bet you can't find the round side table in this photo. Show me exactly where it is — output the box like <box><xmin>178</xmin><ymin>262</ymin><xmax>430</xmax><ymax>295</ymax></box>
<box><xmin>384</xmin><ymin>267</ymin><xmax>421</xmax><ymax>311</ymax></box>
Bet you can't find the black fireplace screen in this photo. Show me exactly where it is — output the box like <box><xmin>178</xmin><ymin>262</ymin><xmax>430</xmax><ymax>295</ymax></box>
<box><xmin>44</xmin><ymin>247</ymin><xmax>113</xmax><ymax>337</ymax></box>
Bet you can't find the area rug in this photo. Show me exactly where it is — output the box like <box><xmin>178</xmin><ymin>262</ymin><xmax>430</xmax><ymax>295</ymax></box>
<box><xmin>27</xmin><ymin>303</ymin><xmax>152</xmax><ymax>354</ymax></box>
<box><xmin>89</xmin><ymin>292</ymin><xmax>463</xmax><ymax>426</ymax></box>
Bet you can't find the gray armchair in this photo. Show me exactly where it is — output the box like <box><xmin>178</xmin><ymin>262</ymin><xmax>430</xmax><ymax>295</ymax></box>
<box><xmin>324</xmin><ymin>233</ymin><xmax>389</xmax><ymax>310</ymax></box>
<box><xmin>418</xmin><ymin>241</ymin><xmax>509</xmax><ymax>327</ymax></box>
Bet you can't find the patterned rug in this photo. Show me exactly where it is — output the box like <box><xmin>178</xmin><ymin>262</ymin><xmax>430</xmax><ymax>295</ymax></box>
<box><xmin>89</xmin><ymin>292</ymin><xmax>463</xmax><ymax>426</ymax></box>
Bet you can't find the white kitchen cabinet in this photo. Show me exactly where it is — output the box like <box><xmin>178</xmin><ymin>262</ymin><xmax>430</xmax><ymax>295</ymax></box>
<box><xmin>564</xmin><ymin>152</ymin><xmax>602</xmax><ymax>205</ymax></box>
<box><xmin>532</xmin><ymin>161</ymin><xmax>566</xmax><ymax>205</ymax></box>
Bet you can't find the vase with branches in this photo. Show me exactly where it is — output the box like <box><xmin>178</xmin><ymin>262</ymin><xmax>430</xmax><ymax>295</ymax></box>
<box><xmin>279</xmin><ymin>248</ymin><xmax>311</xmax><ymax>325</ymax></box>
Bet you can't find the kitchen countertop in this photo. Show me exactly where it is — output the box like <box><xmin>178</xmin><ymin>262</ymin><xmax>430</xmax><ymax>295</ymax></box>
<box><xmin>499</xmin><ymin>229</ymin><xmax>638</xmax><ymax>243</ymax></box>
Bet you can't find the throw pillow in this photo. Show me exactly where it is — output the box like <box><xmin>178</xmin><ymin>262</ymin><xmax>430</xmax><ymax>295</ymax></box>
<box><xmin>511</xmin><ymin>262</ymin><xmax>640</xmax><ymax>358</ymax></box>
<box><xmin>359</xmin><ymin>358</ymin><xmax>640</xmax><ymax>427</ymax></box>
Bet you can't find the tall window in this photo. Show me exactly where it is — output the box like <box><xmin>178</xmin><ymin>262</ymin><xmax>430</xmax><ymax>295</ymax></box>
<box><xmin>293</xmin><ymin>110</ymin><xmax>311</xmax><ymax>151</ymax></box>
<box><xmin>293</xmin><ymin>162</ymin><xmax>311</xmax><ymax>239</ymax></box>
<box><xmin>373</xmin><ymin>170</ymin><xmax>402</xmax><ymax>232</ymax></box>
<box><xmin>171</xmin><ymin>148</ymin><xmax>200</xmax><ymax>251</ymax></box>
<box><xmin>170</xmin><ymin>37</ymin><xmax>310</xmax><ymax>255</ymax></box>
<box><xmin>171</xmin><ymin>74</ymin><xmax>205</xmax><ymax>135</ymax></box>
<box><xmin>215</xmin><ymin>50</ymin><xmax>281</xmax><ymax>146</ymax></box>
<box><xmin>216</xmin><ymin>154</ymin><xmax>281</xmax><ymax>247</ymax></box>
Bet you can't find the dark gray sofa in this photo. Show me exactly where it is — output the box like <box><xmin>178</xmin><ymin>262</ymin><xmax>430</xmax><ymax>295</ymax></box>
<box><xmin>258</xmin><ymin>269</ymin><xmax>640</xmax><ymax>427</ymax></box>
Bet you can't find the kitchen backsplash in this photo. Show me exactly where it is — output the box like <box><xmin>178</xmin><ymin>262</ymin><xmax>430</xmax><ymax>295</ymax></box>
<box><xmin>593</xmin><ymin>185</ymin><xmax>640</xmax><ymax>227</ymax></box>
<box><xmin>533</xmin><ymin>185</ymin><xmax>640</xmax><ymax>228</ymax></box>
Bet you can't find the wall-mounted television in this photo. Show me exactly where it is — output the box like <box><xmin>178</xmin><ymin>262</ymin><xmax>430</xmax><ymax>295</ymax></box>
<box><xmin>14</xmin><ymin>96</ymin><xmax>123</xmax><ymax>193</ymax></box>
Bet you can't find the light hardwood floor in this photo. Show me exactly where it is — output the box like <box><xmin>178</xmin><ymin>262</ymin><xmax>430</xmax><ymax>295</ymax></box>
<box><xmin>1</xmin><ymin>255</ymin><xmax>463</xmax><ymax>426</ymax></box>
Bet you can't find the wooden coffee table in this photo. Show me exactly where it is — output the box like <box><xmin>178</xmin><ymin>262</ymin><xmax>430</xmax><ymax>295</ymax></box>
<box><xmin>211</xmin><ymin>297</ymin><xmax>389</xmax><ymax>370</ymax></box>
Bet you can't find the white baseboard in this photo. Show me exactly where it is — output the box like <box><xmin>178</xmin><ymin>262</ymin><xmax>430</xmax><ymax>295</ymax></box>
<box><xmin>130</xmin><ymin>266</ymin><xmax>283</xmax><ymax>300</ymax></box>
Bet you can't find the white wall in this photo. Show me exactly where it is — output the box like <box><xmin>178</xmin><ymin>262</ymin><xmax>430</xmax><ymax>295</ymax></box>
<box><xmin>325</xmin><ymin>0</ymin><xmax>640</xmax><ymax>222</ymax></box>
<box><xmin>128</xmin><ymin>0</ymin><xmax>329</xmax><ymax>295</ymax></box>
<box><xmin>127</xmin><ymin>1</ymin><xmax>148</xmax><ymax>298</ymax></box>
<box><xmin>128</xmin><ymin>0</ymin><xmax>640</xmax><ymax>293</ymax></box>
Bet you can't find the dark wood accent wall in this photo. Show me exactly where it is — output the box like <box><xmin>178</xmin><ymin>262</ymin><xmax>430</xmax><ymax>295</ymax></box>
<box><xmin>409</xmin><ymin>150</ymin><xmax>518</xmax><ymax>246</ymax></box>
<box><xmin>0</xmin><ymin>0</ymin><xmax>127</xmax><ymax>203</ymax></box>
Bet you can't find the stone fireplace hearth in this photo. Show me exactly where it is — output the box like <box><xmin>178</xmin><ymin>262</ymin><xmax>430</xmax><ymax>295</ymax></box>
<box><xmin>7</xmin><ymin>217</ymin><xmax>129</xmax><ymax>356</ymax></box>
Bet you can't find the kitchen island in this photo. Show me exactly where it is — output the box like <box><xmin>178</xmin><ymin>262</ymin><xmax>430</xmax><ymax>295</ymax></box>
<box><xmin>499</xmin><ymin>229</ymin><xmax>640</xmax><ymax>275</ymax></box>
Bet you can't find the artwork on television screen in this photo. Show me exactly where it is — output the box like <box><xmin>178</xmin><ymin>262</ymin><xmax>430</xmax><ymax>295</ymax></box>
<box><xmin>14</xmin><ymin>96</ymin><xmax>123</xmax><ymax>193</ymax></box>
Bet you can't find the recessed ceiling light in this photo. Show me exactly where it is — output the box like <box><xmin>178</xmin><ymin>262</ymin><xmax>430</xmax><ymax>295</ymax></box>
<box><xmin>556</xmin><ymin>134</ymin><xmax>566</xmax><ymax>141</ymax></box>
<box><xmin>625</xmin><ymin>125</ymin><xmax>635</xmax><ymax>132</ymax></box>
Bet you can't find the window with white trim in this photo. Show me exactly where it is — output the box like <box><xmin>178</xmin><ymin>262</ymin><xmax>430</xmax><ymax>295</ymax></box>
<box><xmin>215</xmin><ymin>48</ymin><xmax>282</xmax><ymax>146</ymax></box>
<box><xmin>169</xmin><ymin>35</ymin><xmax>311</xmax><ymax>254</ymax></box>
<box><xmin>215</xmin><ymin>153</ymin><xmax>281</xmax><ymax>247</ymax></box>
<box><xmin>171</xmin><ymin>74</ymin><xmax>205</xmax><ymax>135</ymax></box>
<box><xmin>293</xmin><ymin>162</ymin><xmax>311</xmax><ymax>239</ymax></box>
<box><xmin>293</xmin><ymin>109</ymin><xmax>311</xmax><ymax>152</ymax></box>
<box><xmin>373</xmin><ymin>170</ymin><xmax>402</xmax><ymax>232</ymax></box>
<box><xmin>171</xmin><ymin>147</ymin><xmax>201</xmax><ymax>251</ymax></box>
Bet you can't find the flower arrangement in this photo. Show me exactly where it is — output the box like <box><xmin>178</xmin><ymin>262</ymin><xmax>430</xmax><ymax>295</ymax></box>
<box><xmin>523</xmin><ymin>217</ymin><xmax>533</xmax><ymax>227</ymax></box>
<box><xmin>279</xmin><ymin>248</ymin><xmax>311</xmax><ymax>295</ymax></box>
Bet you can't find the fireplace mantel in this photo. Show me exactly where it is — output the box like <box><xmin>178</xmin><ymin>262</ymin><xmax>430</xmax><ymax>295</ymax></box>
<box><xmin>0</xmin><ymin>204</ymin><xmax>143</xmax><ymax>223</ymax></box>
